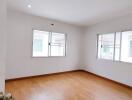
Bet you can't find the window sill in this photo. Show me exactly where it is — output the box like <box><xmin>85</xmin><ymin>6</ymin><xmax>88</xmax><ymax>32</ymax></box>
<box><xmin>97</xmin><ymin>58</ymin><xmax>132</xmax><ymax>64</ymax></box>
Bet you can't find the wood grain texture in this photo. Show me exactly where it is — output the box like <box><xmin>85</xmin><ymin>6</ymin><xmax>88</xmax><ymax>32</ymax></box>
<box><xmin>5</xmin><ymin>71</ymin><xmax>132</xmax><ymax>100</ymax></box>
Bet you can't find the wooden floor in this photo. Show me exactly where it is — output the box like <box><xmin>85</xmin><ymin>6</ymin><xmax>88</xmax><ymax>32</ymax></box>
<box><xmin>5</xmin><ymin>71</ymin><xmax>132</xmax><ymax>100</ymax></box>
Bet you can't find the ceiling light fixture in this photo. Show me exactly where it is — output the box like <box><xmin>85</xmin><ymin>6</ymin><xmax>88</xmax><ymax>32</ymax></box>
<box><xmin>28</xmin><ymin>4</ymin><xmax>32</xmax><ymax>8</ymax></box>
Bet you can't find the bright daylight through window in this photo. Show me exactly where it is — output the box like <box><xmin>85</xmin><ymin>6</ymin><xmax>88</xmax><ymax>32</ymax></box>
<box><xmin>33</xmin><ymin>30</ymin><xmax>66</xmax><ymax>57</ymax></box>
<box><xmin>98</xmin><ymin>31</ymin><xmax>132</xmax><ymax>63</ymax></box>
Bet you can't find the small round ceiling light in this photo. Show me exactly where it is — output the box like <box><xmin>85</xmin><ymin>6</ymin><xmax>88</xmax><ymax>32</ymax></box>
<box><xmin>28</xmin><ymin>4</ymin><xmax>32</xmax><ymax>8</ymax></box>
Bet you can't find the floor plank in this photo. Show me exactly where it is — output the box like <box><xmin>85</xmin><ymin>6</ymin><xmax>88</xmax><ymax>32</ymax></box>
<box><xmin>5</xmin><ymin>71</ymin><xmax>132</xmax><ymax>100</ymax></box>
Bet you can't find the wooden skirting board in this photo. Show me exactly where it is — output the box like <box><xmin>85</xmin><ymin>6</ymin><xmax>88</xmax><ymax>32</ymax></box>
<box><xmin>6</xmin><ymin>69</ymin><xmax>131</xmax><ymax>89</ymax></box>
<box><xmin>82</xmin><ymin>70</ymin><xmax>132</xmax><ymax>89</ymax></box>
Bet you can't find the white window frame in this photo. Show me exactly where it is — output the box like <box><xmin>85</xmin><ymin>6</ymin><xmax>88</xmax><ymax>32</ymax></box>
<box><xmin>97</xmin><ymin>33</ymin><xmax>116</xmax><ymax>61</ymax></box>
<box><xmin>32</xmin><ymin>30</ymin><xmax>67</xmax><ymax>58</ymax></box>
<box><xmin>97</xmin><ymin>30</ymin><xmax>132</xmax><ymax>64</ymax></box>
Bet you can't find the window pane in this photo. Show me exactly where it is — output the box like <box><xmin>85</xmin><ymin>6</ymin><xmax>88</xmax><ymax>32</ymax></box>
<box><xmin>98</xmin><ymin>34</ymin><xmax>114</xmax><ymax>60</ymax></box>
<box><xmin>114</xmin><ymin>32</ymin><xmax>121</xmax><ymax>61</ymax></box>
<box><xmin>121</xmin><ymin>31</ymin><xmax>132</xmax><ymax>63</ymax></box>
<box><xmin>51</xmin><ymin>46</ymin><xmax>65</xmax><ymax>56</ymax></box>
<box><xmin>130</xmin><ymin>41</ymin><xmax>132</xmax><ymax>57</ymax></box>
<box><xmin>33</xmin><ymin>30</ymin><xmax>49</xmax><ymax>57</ymax></box>
<box><xmin>51</xmin><ymin>33</ymin><xmax>65</xmax><ymax>46</ymax></box>
<box><xmin>51</xmin><ymin>33</ymin><xmax>66</xmax><ymax>56</ymax></box>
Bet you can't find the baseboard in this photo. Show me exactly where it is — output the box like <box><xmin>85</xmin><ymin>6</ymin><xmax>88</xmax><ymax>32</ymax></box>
<box><xmin>6</xmin><ymin>69</ymin><xmax>132</xmax><ymax>89</ymax></box>
<box><xmin>5</xmin><ymin>69</ymin><xmax>82</xmax><ymax>82</ymax></box>
<box><xmin>81</xmin><ymin>69</ymin><xmax>132</xmax><ymax>89</ymax></box>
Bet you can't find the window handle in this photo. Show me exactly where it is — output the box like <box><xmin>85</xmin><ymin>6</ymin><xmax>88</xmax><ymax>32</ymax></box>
<box><xmin>48</xmin><ymin>43</ymin><xmax>51</xmax><ymax>45</ymax></box>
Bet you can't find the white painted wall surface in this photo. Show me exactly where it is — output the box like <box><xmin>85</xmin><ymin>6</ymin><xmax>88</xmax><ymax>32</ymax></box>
<box><xmin>0</xmin><ymin>0</ymin><xmax>6</xmax><ymax>92</ymax></box>
<box><xmin>6</xmin><ymin>9</ymin><xmax>132</xmax><ymax>87</ymax></box>
<box><xmin>83</xmin><ymin>14</ymin><xmax>132</xmax><ymax>87</ymax></box>
<box><xmin>6</xmin><ymin>10</ymin><xmax>83</xmax><ymax>79</ymax></box>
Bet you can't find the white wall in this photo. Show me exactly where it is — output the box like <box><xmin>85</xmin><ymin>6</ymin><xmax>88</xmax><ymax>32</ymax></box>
<box><xmin>0</xmin><ymin>0</ymin><xmax>6</xmax><ymax>92</ymax></box>
<box><xmin>83</xmin><ymin>14</ymin><xmax>132</xmax><ymax>87</ymax></box>
<box><xmin>6</xmin><ymin>8</ymin><xmax>132</xmax><ymax>87</ymax></box>
<box><xmin>6</xmin><ymin>10</ymin><xmax>83</xmax><ymax>79</ymax></box>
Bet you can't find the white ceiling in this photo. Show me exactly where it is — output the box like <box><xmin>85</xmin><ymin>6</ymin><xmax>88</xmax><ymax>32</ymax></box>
<box><xmin>7</xmin><ymin>0</ymin><xmax>132</xmax><ymax>26</ymax></box>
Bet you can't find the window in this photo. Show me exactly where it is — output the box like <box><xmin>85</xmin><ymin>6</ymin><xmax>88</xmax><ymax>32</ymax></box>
<box><xmin>130</xmin><ymin>41</ymin><xmax>132</xmax><ymax>57</ymax></box>
<box><xmin>33</xmin><ymin>30</ymin><xmax>49</xmax><ymax>57</ymax></box>
<box><xmin>50</xmin><ymin>33</ymin><xmax>66</xmax><ymax>56</ymax></box>
<box><xmin>97</xmin><ymin>31</ymin><xmax>132</xmax><ymax>63</ymax></box>
<box><xmin>98</xmin><ymin>34</ymin><xmax>114</xmax><ymax>60</ymax></box>
<box><xmin>114</xmin><ymin>32</ymin><xmax>121</xmax><ymax>61</ymax></box>
<box><xmin>33</xmin><ymin>30</ymin><xmax>66</xmax><ymax>57</ymax></box>
<box><xmin>121</xmin><ymin>31</ymin><xmax>132</xmax><ymax>63</ymax></box>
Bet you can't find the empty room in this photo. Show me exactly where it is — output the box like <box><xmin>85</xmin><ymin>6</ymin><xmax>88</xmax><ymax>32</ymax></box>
<box><xmin>0</xmin><ymin>0</ymin><xmax>132</xmax><ymax>100</ymax></box>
